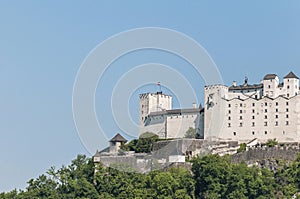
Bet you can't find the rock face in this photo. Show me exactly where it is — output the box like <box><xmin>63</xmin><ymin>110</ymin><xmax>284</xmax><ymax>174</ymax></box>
<box><xmin>232</xmin><ymin>146</ymin><xmax>300</xmax><ymax>171</ymax></box>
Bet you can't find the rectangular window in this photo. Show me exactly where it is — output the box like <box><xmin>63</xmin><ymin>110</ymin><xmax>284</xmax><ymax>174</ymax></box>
<box><xmin>240</xmin><ymin>116</ymin><xmax>243</xmax><ymax>120</ymax></box>
<box><xmin>252</xmin><ymin>109</ymin><xmax>255</xmax><ymax>113</ymax></box>
<box><xmin>275</xmin><ymin>121</ymin><xmax>278</xmax><ymax>126</ymax></box>
<box><xmin>264</xmin><ymin>122</ymin><xmax>268</xmax><ymax>126</ymax></box>
<box><xmin>228</xmin><ymin>116</ymin><xmax>231</xmax><ymax>120</ymax></box>
<box><xmin>252</xmin><ymin>122</ymin><xmax>255</xmax><ymax>127</ymax></box>
<box><xmin>240</xmin><ymin>103</ymin><xmax>243</xmax><ymax>107</ymax></box>
<box><xmin>265</xmin><ymin>109</ymin><xmax>268</xmax><ymax>113</ymax></box>
<box><xmin>228</xmin><ymin>104</ymin><xmax>231</xmax><ymax>108</ymax></box>
<box><xmin>252</xmin><ymin>116</ymin><xmax>255</xmax><ymax>119</ymax></box>
<box><xmin>276</xmin><ymin>102</ymin><xmax>278</xmax><ymax>106</ymax></box>
<box><xmin>240</xmin><ymin>110</ymin><xmax>243</xmax><ymax>114</ymax></box>
<box><xmin>276</xmin><ymin>115</ymin><xmax>278</xmax><ymax>119</ymax></box>
<box><xmin>228</xmin><ymin>110</ymin><xmax>231</xmax><ymax>114</ymax></box>
<box><xmin>286</xmin><ymin>114</ymin><xmax>289</xmax><ymax>118</ymax></box>
<box><xmin>239</xmin><ymin>123</ymin><xmax>243</xmax><ymax>127</ymax></box>
<box><xmin>265</xmin><ymin>102</ymin><xmax>268</xmax><ymax>106</ymax></box>
<box><xmin>276</xmin><ymin>109</ymin><xmax>278</xmax><ymax>112</ymax></box>
<box><xmin>286</xmin><ymin>102</ymin><xmax>289</xmax><ymax>106</ymax></box>
<box><xmin>228</xmin><ymin>123</ymin><xmax>231</xmax><ymax>127</ymax></box>
<box><xmin>286</xmin><ymin>108</ymin><xmax>289</xmax><ymax>112</ymax></box>
<box><xmin>265</xmin><ymin>115</ymin><xmax>268</xmax><ymax>119</ymax></box>
<box><xmin>252</xmin><ymin>103</ymin><xmax>255</xmax><ymax>107</ymax></box>
<box><xmin>286</xmin><ymin>121</ymin><xmax>289</xmax><ymax>125</ymax></box>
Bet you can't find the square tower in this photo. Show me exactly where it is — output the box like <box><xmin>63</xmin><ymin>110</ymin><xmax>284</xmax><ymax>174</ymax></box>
<box><xmin>139</xmin><ymin>92</ymin><xmax>172</xmax><ymax>125</ymax></box>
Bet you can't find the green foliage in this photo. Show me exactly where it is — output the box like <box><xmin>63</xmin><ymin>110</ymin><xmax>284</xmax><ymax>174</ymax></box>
<box><xmin>266</xmin><ymin>138</ymin><xmax>278</xmax><ymax>147</ymax></box>
<box><xmin>4</xmin><ymin>153</ymin><xmax>300</xmax><ymax>198</ymax></box>
<box><xmin>237</xmin><ymin>143</ymin><xmax>247</xmax><ymax>153</ymax></box>
<box><xmin>120</xmin><ymin>132</ymin><xmax>160</xmax><ymax>153</ymax></box>
<box><xmin>184</xmin><ymin>127</ymin><xmax>197</xmax><ymax>138</ymax></box>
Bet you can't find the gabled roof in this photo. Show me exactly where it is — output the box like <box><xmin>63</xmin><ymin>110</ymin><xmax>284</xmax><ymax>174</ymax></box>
<box><xmin>284</xmin><ymin>71</ymin><xmax>299</xmax><ymax>79</ymax></box>
<box><xmin>109</xmin><ymin>133</ymin><xmax>127</xmax><ymax>142</ymax></box>
<box><xmin>263</xmin><ymin>74</ymin><xmax>277</xmax><ymax>80</ymax></box>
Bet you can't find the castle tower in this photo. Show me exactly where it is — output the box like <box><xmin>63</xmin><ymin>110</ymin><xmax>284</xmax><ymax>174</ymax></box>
<box><xmin>263</xmin><ymin>74</ymin><xmax>280</xmax><ymax>98</ymax></box>
<box><xmin>139</xmin><ymin>91</ymin><xmax>172</xmax><ymax>125</ymax></box>
<box><xmin>204</xmin><ymin>85</ymin><xmax>228</xmax><ymax>140</ymax></box>
<box><xmin>283</xmin><ymin>72</ymin><xmax>299</xmax><ymax>98</ymax></box>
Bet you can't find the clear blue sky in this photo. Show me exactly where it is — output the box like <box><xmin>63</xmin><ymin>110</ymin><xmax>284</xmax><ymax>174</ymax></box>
<box><xmin>0</xmin><ymin>1</ymin><xmax>300</xmax><ymax>192</ymax></box>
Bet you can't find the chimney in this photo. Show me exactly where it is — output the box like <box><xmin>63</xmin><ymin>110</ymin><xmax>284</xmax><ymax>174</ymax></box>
<box><xmin>232</xmin><ymin>81</ymin><xmax>237</xmax><ymax>87</ymax></box>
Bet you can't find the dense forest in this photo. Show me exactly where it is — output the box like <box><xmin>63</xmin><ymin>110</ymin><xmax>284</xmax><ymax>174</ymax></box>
<box><xmin>1</xmin><ymin>153</ymin><xmax>300</xmax><ymax>199</ymax></box>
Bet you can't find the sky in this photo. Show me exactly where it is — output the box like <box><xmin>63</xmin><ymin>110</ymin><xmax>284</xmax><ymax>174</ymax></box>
<box><xmin>0</xmin><ymin>0</ymin><xmax>300</xmax><ymax>192</ymax></box>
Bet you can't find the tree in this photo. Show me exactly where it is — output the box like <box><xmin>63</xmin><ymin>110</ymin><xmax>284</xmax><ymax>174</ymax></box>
<box><xmin>184</xmin><ymin>127</ymin><xmax>197</xmax><ymax>139</ymax></box>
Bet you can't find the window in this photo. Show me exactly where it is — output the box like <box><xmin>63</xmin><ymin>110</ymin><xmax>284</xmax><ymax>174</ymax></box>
<box><xmin>276</xmin><ymin>109</ymin><xmax>278</xmax><ymax>112</ymax></box>
<box><xmin>228</xmin><ymin>116</ymin><xmax>231</xmax><ymax>120</ymax></box>
<box><xmin>239</xmin><ymin>123</ymin><xmax>243</xmax><ymax>127</ymax></box>
<box><xmin>252</xmin><ymin>116</ymin><xmax>255</xmax><ymax>119</ymax></box>
<box><xmin>286</xmin><ymin>121</ymin><xmax>289</xmax><ymax>125</ymax></box>
<box><xmin>265</xmin><ymin>109</ymin><xmax>268</xmax><ymax>113</ymax></box>
<box><xmin>240</xmin><ymin>110</ymin><xmax>243</xmax><ymax>114</ymax></box>
<box><xmin>276</xmin><ymin>102</ymin><xmax>278</xmax><ymax>106</ymax></box>
<box><xmin>286</xmin><ymin>102</ymin><xmax>289</xmax><ymax>106</ymax></box>
<box><xmin>255</xmin><ymin>95</ymin><xmax>258</xmax><ymax>99</ymax></box>
<box><xmin>238</xmin><ymin>96</ymin><xmax>240</xmax><ymax>99</ymax></box>
<box><xmin>228</xmin><ymin>104</ymin><xmax>231</xmax><ymax>108</ymax></box>
<box><xmin>287</xmin><ymin>94</ymin><xmax>290</xmax><ymax>98</ymax></box>
<box><xmin>264</xmin><ymin>122</ymin><xmax>268</xmax><ymax>126</ymax></box>
<box><xmin>265</xmin><ymin>115</ymin><xmax>268</xmax><ymax>119</ymax></box>
<box><xmin>141</xmin><ymin>111</ymin><xmax>144</xmax><ymax>114</ymax></box>
<box><xmin>252</xmin><ymin>109</ymin><xmax>255</xmax><ymax>113</ymax></box>
<box><xmin>286</xmin><ymin>114</ymin><xmax>289</xmax><ymax>118</ymax></box>
<box><xmin>268</xmin><ymin>85</ymin><xmax>271</xmax><ymax>89</ymax></box>
<box><xmin>252</xmin><ymin>131</ymin><xmax>255</xmax><ymax>135</ymax></box>
<box><xmin>275</xmin><ymin>115</ymin><xmax>278</xmax><ymax>119</ymax></box>
<box><xmin>240</xmin><ymin>103</ymin><xmax>243</xmax><ymax>107</ymax></box>
<box><xmin>286</xmin><ymin>108</ymin><xmax>289</xmax><ymax>112</ymax></box>
<box><xmin>228</xmin><ymin>123</ymin><xmax>231</xmax><ymax>127</ymax></box>
<box><xmin>233</xmin><ymin>132</ymin><xmax>236</xmax><ymax>136</ymax></box>
<box><xmin>240</xmin><ymin>116</ymin><xmax>243</xmax><ymax>120</ymax></box>
<box><xmin>252</xmin><ymin>122</ymin><xmax>255</xmax><ymax>127</ymax></box>
<box><xmin>265</xmin><ymin>131</ymin><xmax>268</xmax><ymax>135</ymax></box>
<box><xmin>228</xmin><ymin>110</ymin><xmax>231</xmax><ymax>114</ymax></box>
<box><xmin>275</xmin><ymin>121</ymin><xmax>278</xmax><ymax>126</ymax></box>
<box><xmin>252</xmin><ymin>103</ymin><xmax>255</xmax><ymax>107</ymax></box>
<box><xmin>287</xmin><ymin>85</ymin><xmax>290</xmax><ymax>89</ymax></box>
<box><xmin>265</xmin><ymin>102</ymin><xmax>268</xmax><ymax>106</ymax></box>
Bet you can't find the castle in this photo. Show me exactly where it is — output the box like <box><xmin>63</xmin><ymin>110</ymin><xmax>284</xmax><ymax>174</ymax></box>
<box><xmin>94</xmin><ymin>71</ymin><xmax>300</xmax><ymax>171</ymax></box>
<box><xmin>141</xmin><ymin>72</ymin><xmax>300</xmax><ymax>144</ymax></box>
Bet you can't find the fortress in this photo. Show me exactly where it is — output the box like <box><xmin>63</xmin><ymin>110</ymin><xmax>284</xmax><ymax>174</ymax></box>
<box><xmin>141</xmin><ymin>71</ymin><xmax>300</xmax><ymax>143</ymax></box>
<box><xmin>94</xmin><ymin>71</ymin><xmax>300</xmax><ymax>171</ymax></box>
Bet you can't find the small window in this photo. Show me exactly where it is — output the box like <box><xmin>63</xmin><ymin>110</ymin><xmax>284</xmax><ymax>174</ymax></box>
<box><xmin>240</xmin><ymin>123</ymin><xmax>243</xmax><ymax>127</ymax></box>
<box><xmin>252</xmin><ymin>109</ymin><xmax>255</xmax><ymax>113</ymax></box>
<box><xmin>252</xmin><ymin>122</ymin><xmax>255</xmax><ymax>127</ymax></box>
<box><xmin>265</xmin><ymin>115</ymin><xmax>268</xmax><ymax>119</ymax></box>
<box><xmin>276</xmin><ymin>102</ymin><xmax>278</xmax><ymax>106</ymax></box>
<box><xmin>287</xmin><ymin>85</ymin><xmax>290</xmax><ymax>89</ymax></box>
<box><xmin>286</xmin><ymin>102</ymin><xmax>289</xmax><ymax>106</ymax></box>
<box><xmin>252</xmin><ymin>103</ymin><xmax>255</xmax><ymax>107</ymax></box>
<box><xmin>275</xmin><ymin>115</ymin><xmax>278</xmax><ymax>119</ymax></box>
<box><xmin>287</xmin><ymin>94</ymin><xmax>290</xmax><ymax>97</ymax></box>
<box><xmin>240</xmin><ymin>116</ymin><xmax>243</xmax><ymax>120</ymax></box>
<box><xmin>286</xmin><ymin>121</ymin><xmax>289</xmax><ymax>125</ymax></box>
<box><xmin>233</xmin><ymin>132</ymin><xmax>236</xmax><ymax>136</ymax></box>
<box><xmin>286</xmin><ymin>114</ymin><xmax>289</xmax><ymax>118</ymax></box>
<box><xmin>286</xmin><ymin>108</ymin><xmax>289</xmax><ymax>112</ymax></box>
<box><xmin>265</xmin><ymin>109</ymin><xmax>268</xmax><ymax>113</ymax></box>
<box><xmin>228</xmin><ymin>116</ymin><xmax>231</xmax><ymax>120</ymax></box>
<box><xmin>265</xmin><ymin>131</ymin><xmax>267</xmax><ymax>135</ymax></box>
<box><xmin>252</xmin><ymin>116</ymin><xmax>255</xmax><ymax>119</ymax></box>
<box><xmin>276</xmin><ymin>109</ymin><xmax>278</xmax><ymax>112</ymax></box>
<box><xmin>275</xmin><ymin>121</ymin><xmax>278</xmax><ymax>126</ymax></box>
<box><xmin>228</xmin><ymin>104</ymin><xmax>231</xmax><ymax>108</ymax></box>
<box><xmin>265</xmin><ymin>102</ymin><xmax>268</xmax><ymax>106</ymax></box>
<box><xmin>268</xmin><ymin>85</ymin><xmax>271</xmax><ymax>89</ymax></box>
<box><xmin>252</xmin><ymin>131</ymin><xmax>255</xmax><ymax>135</ymax></box>
<box><xmin>228</xmin><ymin>123</ymin><xmax>231</xmax><ymax>127</ymax></box>
<box><xmin>238</xmin><ymin>96</ymin><xmax>240</xmax><ymax>99</ymax></box>
<box><xmin>264</xmin><ymin>122</ymin><xmax>268</xmax><ymax>126</ymax></box>
<box><xmin>228</xmin><ymin>110</ymin><xmax>231</xmax><ymax>114</ymax></box>
<box><xmin>240</xmin><ymin>103</ymin><xmax>243</xmax><ymax>107</ymax></box>
<box><xmin>240</xmin><ymin>110</ymin><xmax>243</xmax><ymax>114</ymax></box>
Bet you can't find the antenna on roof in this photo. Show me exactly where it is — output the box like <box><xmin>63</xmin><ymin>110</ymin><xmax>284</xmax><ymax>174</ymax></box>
<box><xmin>157</xmin><ymin>82</ymin><xmax>162</xmax><ymax>94</ymax></box>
